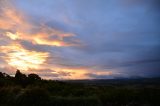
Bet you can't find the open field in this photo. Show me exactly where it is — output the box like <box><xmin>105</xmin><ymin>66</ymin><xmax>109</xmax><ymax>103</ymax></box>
<box><xmin>0</xmin><ymin>71</ymin><xmax>160</xmax><ymax>106</ymax></box>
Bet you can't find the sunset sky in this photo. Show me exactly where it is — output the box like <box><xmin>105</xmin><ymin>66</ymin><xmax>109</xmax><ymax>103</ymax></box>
<box><xmin>0</xmin><ymin>0</ymin><xmax>160</xmax><ymax>79</ymax></box>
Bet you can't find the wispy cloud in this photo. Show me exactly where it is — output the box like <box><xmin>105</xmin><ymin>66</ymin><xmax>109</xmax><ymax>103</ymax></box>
<box><xmin>0</xmin><ymin>0</ymin><xmax>85</xmax><ymax>79</ymax></box>
<box><xmin>0</xmin><ymin>0</ymin><xmax>80</xmax><ymax>46</ymax></box>
<box><xmin>0</xmin><ymin>0</ymin><xmax>159</xmax><ymax>79</ymax></box>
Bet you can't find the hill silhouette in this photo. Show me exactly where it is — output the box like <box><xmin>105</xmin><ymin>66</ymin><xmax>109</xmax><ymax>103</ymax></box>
<box><xmin>0</xmin><ymin>70</ymin><xmax>160</xmax><ymax>106</ymax></box>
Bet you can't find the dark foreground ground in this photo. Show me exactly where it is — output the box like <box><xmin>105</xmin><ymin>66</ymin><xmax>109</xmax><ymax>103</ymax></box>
<box><xmin>0</xmin><ymin>71</ymin><xmax>160</xmax><ymax>106</ymax></box>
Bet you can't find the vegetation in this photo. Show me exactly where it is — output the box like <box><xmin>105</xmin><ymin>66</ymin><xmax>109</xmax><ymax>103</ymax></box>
<box><xmin>0</xmin><ymin>70</ymin><xmax>160</xmax><ymax>106</ymax></box>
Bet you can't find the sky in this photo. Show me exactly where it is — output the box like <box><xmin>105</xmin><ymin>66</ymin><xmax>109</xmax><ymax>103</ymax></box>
<box><xmin>0</xmin><ymin>0</ymin><xmax>160</xmax><ymax>79</ymax></box>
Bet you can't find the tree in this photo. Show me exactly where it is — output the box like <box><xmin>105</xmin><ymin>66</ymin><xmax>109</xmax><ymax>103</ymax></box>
<box><xmin>28</xmin><ymin>74</ymin><xmax>41</xmax><ymax>81</ymax></box>
<box><xmin>15</xmin><ymin>70</ymin><xmax>26</xmax><ymax>80</ymax></box>
<box><xmin>15</xmin><ymin>69</ymin><xmax>27</xmax><ymax>86</ymax></box>
<box><xmin>0</xmin><ymin>72</ymin><xmax>4</xmax><ymax>78</ymax></box>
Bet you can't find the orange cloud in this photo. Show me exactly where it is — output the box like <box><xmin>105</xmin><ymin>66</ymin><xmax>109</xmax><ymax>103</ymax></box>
<box><xmin>0</xmin><ymin>1</ymin><xmax>92</xmax><ymax>79</ymax></box>
<box><xmin>45</xmin><ymin>67</ymin><xmax>113</xmax><ymax>79</ymax></box>
<box><xmin>0</xmin><ymin>0</ymin><xmax>30</xmax><ymax>31</ymax></box>
<box><xmin>0</xmin><ymin>0</ymin><xmax>79</xmax><ymax>47</ymax></box>
<box><xmin>0</xmin><ymin>1</ymin><xmax>81</xmax><ymax>75</ymax></box>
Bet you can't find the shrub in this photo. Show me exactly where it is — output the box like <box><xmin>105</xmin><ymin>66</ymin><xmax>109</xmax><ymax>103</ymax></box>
<box><xmin>15</xmin><ymin>87</ymin><xmax>50</xmax><ymax>106</ymax></box>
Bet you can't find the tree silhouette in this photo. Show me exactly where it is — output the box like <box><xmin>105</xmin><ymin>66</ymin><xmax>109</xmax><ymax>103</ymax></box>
<box><xmin>0</xmin><ymin>72</ymin><xmax>4</xmax><ymax>78</ymax></box>
<box><xmin>28</xmin><ymin>74</ymin><xmax>41</xmax><ymax>81</ymax></box>
<box><xmin>15</xmin><ymin>70</ymin><xmax>27</xmax><ymax>80</ymax></box>
<box><xmin>27</xmin><ymin>74</ymin><xmax>41</xmax><ymax>83</ymax></box>
<box><xmin>15</xmin><ymin>69</ymin><xmax>27</xmax><ymax>86</ymax></box>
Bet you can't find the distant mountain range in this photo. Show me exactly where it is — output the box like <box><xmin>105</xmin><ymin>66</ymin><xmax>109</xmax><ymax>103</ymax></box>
<box><xmin>64</xmin><ymin>77</ymin><xmax>160</xmax><ymax>86</ymax></box>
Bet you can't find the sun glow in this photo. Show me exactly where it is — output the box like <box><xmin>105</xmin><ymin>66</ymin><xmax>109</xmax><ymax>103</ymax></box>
<box><xmin>1</xmin><ymin>44</ymin><xmax>49</xmax><ymax>70</ymax></box>
<box><xmin>6</xmin><ymin>32</ymin><xmax>20</xmax><ymax>40</ymax></box>
<box><xmin>33</xmin><ymin>37</ymin><xmax>63</xmax><ymax>47</ymax></box>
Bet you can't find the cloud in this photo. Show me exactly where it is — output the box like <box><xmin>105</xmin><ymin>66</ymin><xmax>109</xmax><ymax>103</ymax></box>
<box><xmin>0</xmin><ymin>0</ymin><xmax>30</xmax><ymax>32</ymax></box>
<box><xmin>0</xmin><ymin>43</ymin><xmax>49</xmax><ymax>70</ymax></box>
<box><xmin>5</xmin><ymin>28</ymin><xmax>80</xmax><ymax>47</ymax></box>
<box><xmin>0</xmin><ymin>0</ymin><xmax>160</xmax><ymax>79</ymax></box>
<box><xmin>0</xmin><ymin>0</ymin><xmax>83</xmax><ymax>78</ymax></box>
<box><xmin>0</xmin><ymin>0</ymin><xmax>80</xmax><ymax>47</ymax></box>
<box><xmin>85</xmin><ymin>71</ymin><xmax>114</xmax><ymax>79</ymax></box>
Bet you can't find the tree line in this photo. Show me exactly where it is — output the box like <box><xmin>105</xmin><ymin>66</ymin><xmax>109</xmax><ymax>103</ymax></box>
<box><xmin>0</xmin><ymin>70</ymin><xmax>41</xmax><ymax>87</ymax></box>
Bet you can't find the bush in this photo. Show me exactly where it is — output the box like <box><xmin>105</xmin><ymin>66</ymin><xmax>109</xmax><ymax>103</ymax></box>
<box><xmin>50</xmin><ymin>96</ymin><xmax>101</xmax><ymax>106</ymax></box>
<box><xmin>15</xmin><ymin>87</ymin><xmax>50</xmax><ymax>106</ymax></box>
<box><xmin>0</xmin><ymin>86</ymin><xmax>21</xmax><ymax>105</ymax></box>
